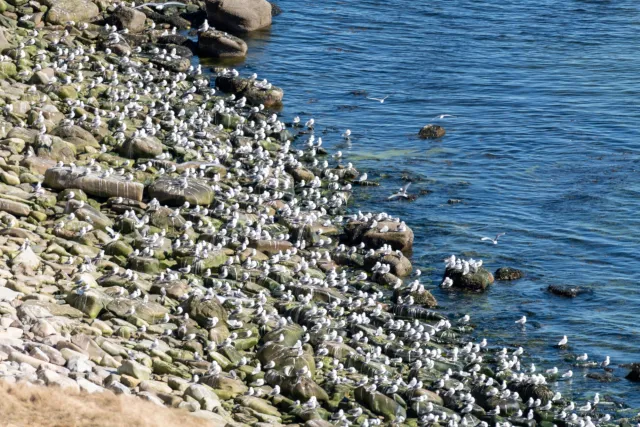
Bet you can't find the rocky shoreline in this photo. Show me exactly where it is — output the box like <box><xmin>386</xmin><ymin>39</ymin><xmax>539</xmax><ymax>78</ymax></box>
<box><xmin>0</xmin><ymin>0</ymin><xmax>634</xmax><ymax>426</ymax></box>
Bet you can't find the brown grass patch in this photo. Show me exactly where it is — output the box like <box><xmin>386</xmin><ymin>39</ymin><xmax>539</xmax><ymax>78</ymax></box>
<box><xmin>0</xmin><ymin>380</ymin><xmax>215</xmax><ymax>427</ymax></box>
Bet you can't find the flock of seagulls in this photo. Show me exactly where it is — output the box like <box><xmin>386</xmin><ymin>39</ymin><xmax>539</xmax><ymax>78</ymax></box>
<box><xmin>3</xmin><ymin>6</ymin><xmax>625</xmax><ymax>425</ymax></box>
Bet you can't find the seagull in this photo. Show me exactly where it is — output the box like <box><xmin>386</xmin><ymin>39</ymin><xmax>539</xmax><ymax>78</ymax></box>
<box><xmin>515</xmin><ymin>316</ymin><xmax>527</xmax><ymax>325</ymax></box>
<box><xmin>135</xmin><ymin>1</ymin><xmax>187</xmax><ymax>10</ymax></box>
<box><xmin>440</xmin><ymin>277</ymin><xmax>453</xmax><ymax>288</ymax></box>
<box><xmin>388</xmin><ymin>182</ymin><xmax>411</xmax><ymax>200</ymax></box>
<box><xmin>557</xmin><ymin>335</ymin><xmax>568</xmax><ymax>347</ymax></box>
<box><xmin>434</xmin><ymin>114</ymin><xmax>456</xmax><ymax>119</ymax></box>
<box><xmin>481</xmin><ymin>233</ymin><xmax>506</xmax><ymax>244</ymax></box>
<box><xmin>366</xmin><ymin>95</ymin><xmax>389</xmax><ymax>103</ymax></box>
<box><xmin>577</xmin><ymin>353</ymin><xmax>588</xmax><ymax>361</ymax></box>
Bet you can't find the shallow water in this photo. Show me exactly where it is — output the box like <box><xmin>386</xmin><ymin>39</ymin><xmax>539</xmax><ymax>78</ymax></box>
<box><xmin>201</xmin><ymin>0</ymin><xmax>640</xmax><ymax>407</ymax></box>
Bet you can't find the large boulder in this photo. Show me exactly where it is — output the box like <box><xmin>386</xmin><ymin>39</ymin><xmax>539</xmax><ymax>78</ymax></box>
<box><xmin>188</xmin><ymin>297</ymin><xmax>228</xmax><ymax>328</ymax></box>
<box><xmin>216</xmin><ymin>75</ymin><xmax>284</xmax><ymax>107</ymax></box>
<box><xmin>205</xmin><ymin>0</ymin><xmax>272</xmax><ymax>34</ymax></box>
<box><xmin>119</xmin><ymin>136</ymin><xmax>163</xmax><ymax>159</ymax></box>
<box><xmin>345</xmin><ymin>220</ymin><xmax>414</xmax><ymax>252</ymax></box>
<box><xmin>198</xmin><ymin>29</ymin><xmax>247</xmax><ymax>58</ymax></box>
<box><xmin>148</xmin><ymin>177</ymin><xmax>214</xmax><ymax>206</ymax></box>
<box><xmin>444</xmin><ymin>267</ymin><xmax>494</xmax><ymax>291</ymax></box>
<box><xmin>354</xmin><ymin>386</ymin><xmax>406</xmax><ymax>421</ymax></box>
<box><xmin>110</xmin><ymin>6</ymin><xmax>147</xmax><ymax>33</ymax></box>
<box><xmin>43</xmin><ymin>0</ymin><xmax>100</xmax><ymax>25</ymax></box>
<box><xmin>44</xmin><ymin>167</ymin><xmax>144</xmax><ymax>201</ymax></box>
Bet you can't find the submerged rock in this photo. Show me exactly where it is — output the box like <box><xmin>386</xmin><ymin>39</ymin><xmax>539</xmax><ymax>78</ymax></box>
<box><xmin>547</xmin><ymin>284</ymin><xmax>589</xmax><ymax>298</ymax></box>
<box><xmin>494</xmin><ymin>267</ymin><xmax>524</xmax><ymax>281</ymax></box>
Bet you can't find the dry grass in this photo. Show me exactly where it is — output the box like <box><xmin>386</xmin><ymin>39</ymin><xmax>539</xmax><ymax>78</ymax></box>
<box><xmin>0</xmin><ymin>380</ymin><xmax>216</xmax><ymax>427</ymax></box>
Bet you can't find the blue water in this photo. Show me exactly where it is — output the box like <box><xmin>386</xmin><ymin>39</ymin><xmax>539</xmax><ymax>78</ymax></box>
<box><xmin>203</xmin><ymin>0</ymin><xmax>640</xmax><ymax>407</ymax></box>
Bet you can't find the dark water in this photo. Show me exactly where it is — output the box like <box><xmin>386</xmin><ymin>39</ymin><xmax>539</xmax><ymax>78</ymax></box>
<box><xmin>202</xmin><ymin>0</ymin><xmax>640</xmax><ymax>407</ymax></box>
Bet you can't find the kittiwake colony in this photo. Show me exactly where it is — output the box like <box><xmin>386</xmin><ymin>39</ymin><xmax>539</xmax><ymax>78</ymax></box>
<box><xmin>0</xmin><ymin>1</ymin><xmax>632</xmax><ymax>426</ymax></box>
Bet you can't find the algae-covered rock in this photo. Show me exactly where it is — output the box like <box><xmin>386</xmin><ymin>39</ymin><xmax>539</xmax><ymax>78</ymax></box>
<box><xmin>444</xmin><ymin>267</ymin><xmax>494</xmax><ymax>291</ymax></box>
<box><xmin>418</xmin><ymin>124</ymin><xmax>446</xmax><ymax>139</ymax></box>
<box><xmin>494</xmin><ymin>267</ymin><xmax>524</xmax><ymax>281</ymax></box>
<box><xmin>354</xmin><ymin>386</ymin><xmax>406</xmax><ymax>420</ymax></box>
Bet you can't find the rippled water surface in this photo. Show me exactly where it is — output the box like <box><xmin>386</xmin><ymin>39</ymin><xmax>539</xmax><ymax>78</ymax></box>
<box><xmin>202</xmin><ymin>0</ymin><xmax>640</xmax><ymax>406</ymax></box>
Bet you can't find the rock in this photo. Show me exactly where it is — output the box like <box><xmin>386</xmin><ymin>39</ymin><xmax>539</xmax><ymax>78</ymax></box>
<box><xmin>0</xmin><ymin>62</ymin><xmax>16</xmax><ymax>79</ymax></box>
<box><xmin>148</xmin><ymin>177</ymin><xmax>214</xmax><ymax>206</ymax></box>
<box><xmin>32</xmin><ymin>319</ymin><xmax>57</xmax><ymax>337</ymax></box>
<box><xmin>200</xmin><ymin>373</ymin><xmax>247</xmax><ymax>397</ymax></box>
<box><xmin>198</xmin><ymin>29</ymin><xmax>248</xmax><ymax>58</ymax></box>
<box><xmin>44</xmin><ymin>167</ymin><xmax>144</xmax><ymax>201</ymax></box>
<box><xmin>56</xmin><ymin>85</ymin><xmax>78</xmax><ymax>101</ymax></box>
<box><xmin>10</xmin><ymin>247</ymin><xmax>40</xmax><ymax>270</ymax></box>
<box><xmin>184</xmin><ymin>384</ymin><xmax>220</xmax><ymax>409</ymax></box>
<box><xmin>216</xmin><ymin>75</ymin><xmax>284</xmax><ymax>108</ymax></box>
<box><xmin>118</xmin><ymin>360</ymin><xmax>151</xmax><ymax>381</ymax></box>
<box><xmin>547</xmin><ymin>284</ymin><xmax>589</xmax><ymax>298</ymax></box>
<box><xmin>622</xmin><ymin>363</ymin><xmax>640</xmax><ymax>382</ymax></box>
<box><xmin>0</xmin><ymin>198</ymin><xmax>31</xmax><ymax>217</ymax></box>
<box><xmin>110</xmin><ymin>6</ymin><xmax>147</xmax><ymax>33</ymax></box>
<box><xmin>119</xmin><ymin>136</ymin><xmax>163</xmax><ymax>159</ymax></box>
<box><xmin>106</xmin><ymin>299</ymin><xmax>168</xmax><ymax>324</ymax></box>
<box><xmin>39</xmin><ymin>369</ymin><xmax>80</xmax><ymax>392</ymax></box>
<box><xmin>585</xmin><ymin>372</ymin><xmax>619</xmax><ymax>383</ymax></box>
<box><xmin>408</xmin><ymin>289</ymin><xmax>438</xmax><ymax>307</ymax></box>
<box><xmin>205</xmin><ymin>0</ymin><xmax>272</xmax><ymax>34</ymax></box>
<box><xmin>494</xmin><ymin>267</ymin><xmax>524</xmax><ymax>281</ymax></box>
<box><xmin>345</xmin><ymin>220</ymin><xmax>414</xmax><ymax>252</ymax></box>
<box><xmin>418</xmin><ymin>124</ymin><xmax>446</xmax><ymax>139</ymax></box>
<box><xmin>354</xmin><ymin>386</ymin><xmax>406</xmax><ymax>421</ymax></box>
<box><xmin>66</xmin><ymin>289</ymin><xmax>112</xmax><ymax>319</ymax></box>
<box><xmin>188</xmin><ymin>297</ymin><xmax>228</xmax><ymax>328</ymax></box>
<box><xmin>0</xmin><ymin>287</ymin><xmax>21</xmax><ymax>302</ymax></box>
<box><xmin>236</xmin><ymin>395</ymin><xmax>281</xmax><ymax>417</ymax></box>
<box><xmin>139</xmin><ymin>379</ymin><xmax>173</xmax><ymax>394</ymax></box>
<box><xmin>43</xmin><ymin>0</ymin><xmax>99</xmax><ymax>24</ymax></box>
<box><xmin>152</xmin><ymin>359</ymin><xmax>191</xmax><ymax>379</ymax></box>
<box><xmin>444</xmin><ymin>267</ymin><xmax>494</xmax><ymax>291</ymax></box>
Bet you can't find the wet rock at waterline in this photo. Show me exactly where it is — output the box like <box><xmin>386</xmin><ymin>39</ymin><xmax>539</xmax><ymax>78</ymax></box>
<box><xmin>216</xmin><ymin>75</ymin><xmax>284</xmax><ymax>107</ymax></box>
<box><xmin>418</xmin><ymin>124</ymin><xmax>446</xmax><ymax>139</ymax></box>
<box><xmin>494</xmin><ymin>267</ymin><xmax>524</xmax><ymax>281</ymax></box>
<box><xmin>547</xmin><ymin>284</ymin><xmax>590</xmax><ymax>298</ymax></box>
<box><xmin>444</xmin><ymin>266</ymin><xmax>495</xmax><ymax>291</ymax></box>
<box><xmin>198</xmin><ymin>29</ymin><xmax>248</xmax><ymax>58</ymax></box>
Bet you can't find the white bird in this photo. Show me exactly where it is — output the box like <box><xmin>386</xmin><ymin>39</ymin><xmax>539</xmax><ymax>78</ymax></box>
<box><xmin>366</xmin><ymin>95</ymin><xmax>389</xmax><ymax>103</ymax></box>
<box><xmin>388</xmin><ymin>182</ymin><xmax>411</xmax><ymax>200</ymax></box>
<box><xmin>557</xmin><ymin>335</ymin><xmax>568</xmax><ymax>347</ymax></box>
<box><xmin>515</xmin><ymin>316</ymin><xmax>527</xmax><ymax>325</ymax></box>
<box><xmin>481</xmin><ymin>233</ymin><xmax>506</xmax><ymax>244</ymax></box>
